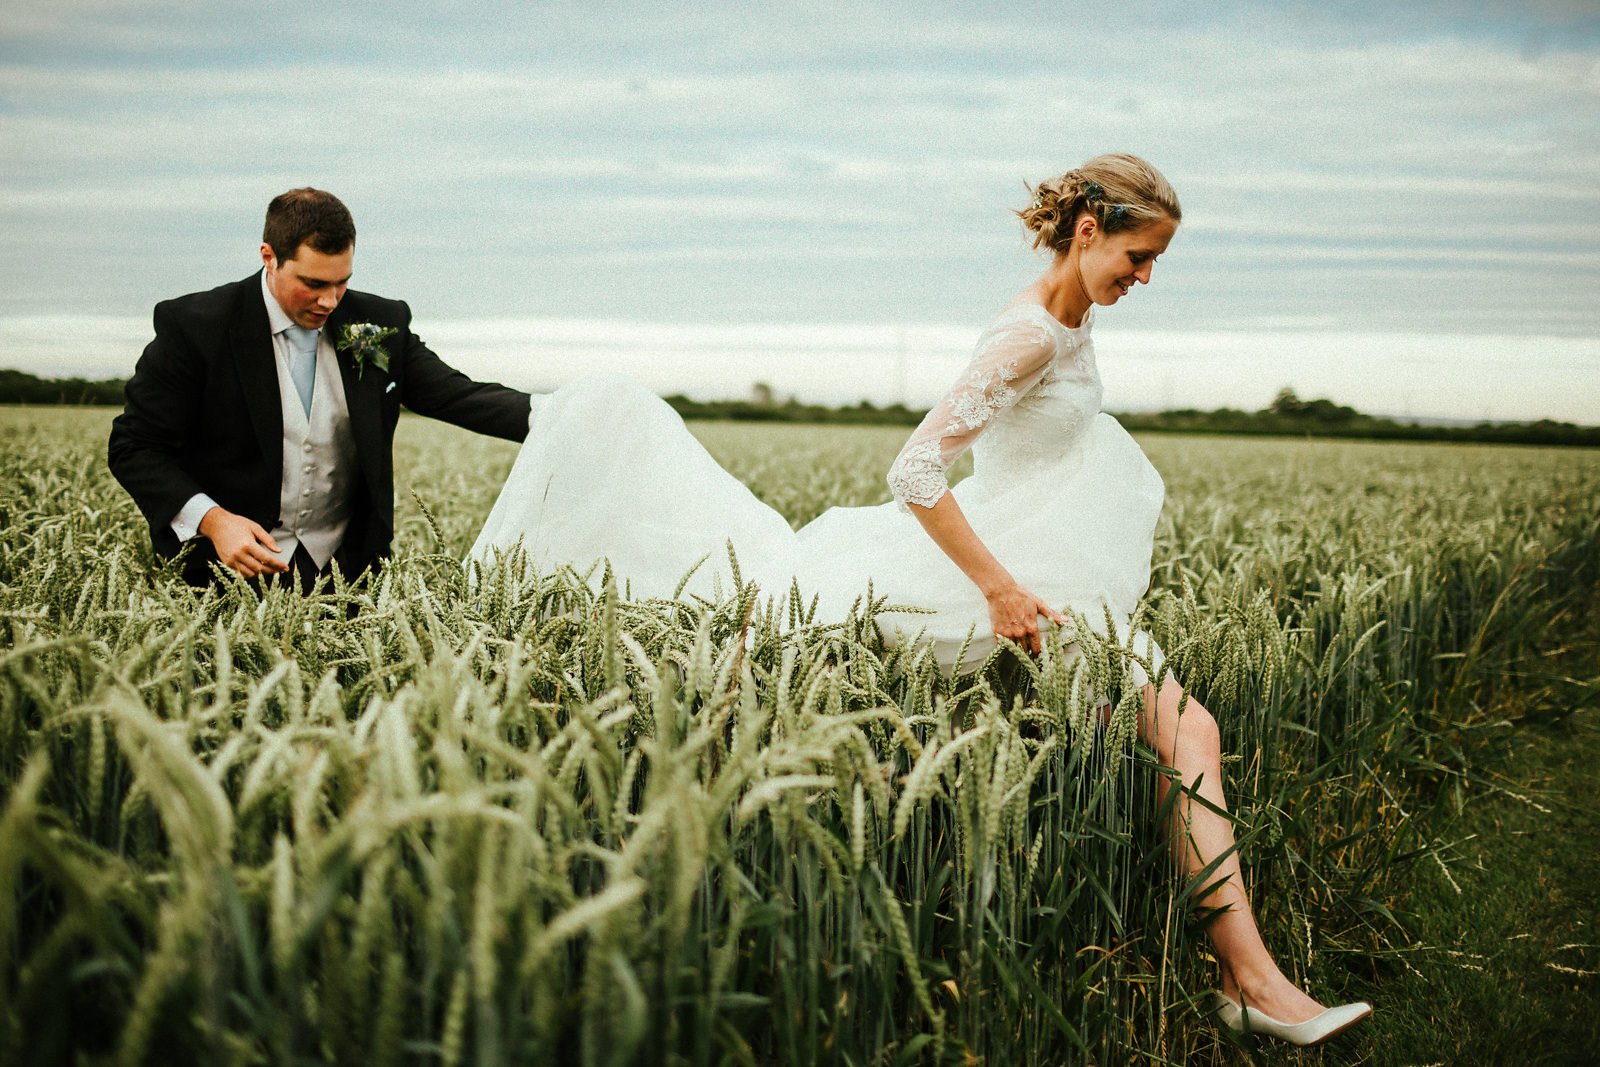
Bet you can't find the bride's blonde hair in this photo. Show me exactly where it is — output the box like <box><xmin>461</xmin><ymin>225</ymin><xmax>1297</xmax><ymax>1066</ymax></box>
<box><xmin>1018</xmin><ymin>153</ymin><xmax>1181</xmax><ymax>253</ymax></box>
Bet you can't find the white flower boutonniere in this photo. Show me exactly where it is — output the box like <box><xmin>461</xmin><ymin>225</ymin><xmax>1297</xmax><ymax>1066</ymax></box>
<box><xmin>336</xmin><ymin>322</ymin><xmax>397</xmax><ymax>379</ymax></box>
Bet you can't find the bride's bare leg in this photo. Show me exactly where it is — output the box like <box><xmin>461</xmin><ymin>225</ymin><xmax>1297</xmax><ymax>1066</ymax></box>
<box><xmin>1141</xmin><ymin>676</ymin><xmax>1326</xmax><ymax>1023</ymax></box>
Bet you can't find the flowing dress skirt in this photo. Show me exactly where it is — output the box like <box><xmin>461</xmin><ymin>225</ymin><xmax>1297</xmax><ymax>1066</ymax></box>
<box><xmin>472</xmin><ymin>373</ymin><xmax>1167</xmax><ymax>680</ymax></box>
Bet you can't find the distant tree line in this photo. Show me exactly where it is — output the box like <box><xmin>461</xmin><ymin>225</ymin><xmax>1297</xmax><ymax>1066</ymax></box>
<box><xmin>1117</xmin><ymin>388</ymin><xmax>1600</xmax><ymax>447</ymax></box>
<box><xmin>665</xmin><ymin>383</ymin><xmax>1600</xmax><ymax>447</ymax></box>
<box><xmin>4</xmin><ymin>368</ymin><xmax>1596</xmax><ymax>446</ymax></box>
<box><xmin>662</xmin><ymin>390</ymin><xmax>925</xmax><ymax>426</ymax></box>
<box><xmin>0</xmin><ymin>369</ymin><xmax>125</xmax><ymax>406</ymax></box>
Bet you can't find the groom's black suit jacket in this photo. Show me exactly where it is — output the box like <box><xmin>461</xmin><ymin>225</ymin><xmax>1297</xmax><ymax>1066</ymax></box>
<box><xmin>108</xmin><ymin>272</ymin><xmax>531</xmax><ymax>584</ymax></box>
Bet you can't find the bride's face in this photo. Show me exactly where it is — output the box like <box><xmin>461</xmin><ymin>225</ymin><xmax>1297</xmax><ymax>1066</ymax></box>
<box><xmin>1077</xmin><ymin>216</ymin><xmax>1178</xmax><ymax>307</ymax></box>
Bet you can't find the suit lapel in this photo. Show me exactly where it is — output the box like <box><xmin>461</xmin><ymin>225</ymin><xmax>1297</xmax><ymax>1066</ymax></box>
<box><xmin>325</xmin><ymin>302</ymin><xmax>386</xmax><ymax>499</ymax></box>
<box><xmin>230</xmin><ymin>273</ymin><xmax>282</xmax><ymax>470</ymax></box>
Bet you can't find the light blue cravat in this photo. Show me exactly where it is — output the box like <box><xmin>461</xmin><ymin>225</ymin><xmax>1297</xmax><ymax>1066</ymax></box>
<box><xmin>284</xmin><ymin>325</ymin><xmax>317</xmax><ymax>416</ymax></box>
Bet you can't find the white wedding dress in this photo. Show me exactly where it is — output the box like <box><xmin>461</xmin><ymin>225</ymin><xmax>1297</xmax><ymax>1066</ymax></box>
<box><xmin>471</xmin><ymin>303</ymin><xmax>1167</xmax><ymax>679</ymax></box>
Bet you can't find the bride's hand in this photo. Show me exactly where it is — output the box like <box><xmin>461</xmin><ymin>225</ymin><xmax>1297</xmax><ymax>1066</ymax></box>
<box><xmin>986</xmin><ymin>583</ymin><xmax>1068</xmax><ymax>655</ymax></box>
<box><xmin>900</xmin><ymin>492</ymin><xmax>1067</xmax><ymax>654</ymax></box>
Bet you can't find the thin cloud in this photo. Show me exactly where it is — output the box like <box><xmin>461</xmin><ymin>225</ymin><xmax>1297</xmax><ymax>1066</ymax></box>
<box><xmin>0</xmin><ymin>0</ymin><xmax>1596</xmax><ymax>417</ymax></box>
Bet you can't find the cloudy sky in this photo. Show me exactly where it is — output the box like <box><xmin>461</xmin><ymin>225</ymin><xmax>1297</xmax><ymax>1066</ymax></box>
<box><xmin>3</xmin><ymin>0</ymin><xmax>1598</xmax><ymax>420</ymax></box>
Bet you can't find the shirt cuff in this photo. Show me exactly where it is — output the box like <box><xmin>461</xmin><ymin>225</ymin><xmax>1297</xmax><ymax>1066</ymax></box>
<box><xmin>171</xmin><ymin>493</ymin><xmax>221</xmax><ymax>542</ymax></box>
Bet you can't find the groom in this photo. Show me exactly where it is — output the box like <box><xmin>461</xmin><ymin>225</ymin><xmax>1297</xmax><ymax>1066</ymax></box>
<box><xmin>108</xmin><ymin>188</ymin><xmax>532</xmax><ymax>588</ymax></box>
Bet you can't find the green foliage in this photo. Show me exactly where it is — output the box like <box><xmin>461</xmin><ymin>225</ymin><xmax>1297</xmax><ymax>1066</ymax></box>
<box><xmin>1123</xmin><ymin>388</ymin><xmax>1600</xmax><ymax>446</ymax></box>
<box><xmin>0</xmin><ymin>370</ymin><xmax>126</xmax><ymax>406</ymax></box>
<box><xmin>1364</xmin><ymin>603</ymin><xmax>1600</xmax><ymax>1066</ymax></box>
<box><xmin>663</xmin><ymin>392</ymin><xmax>927</xmax><ymax>427</ymax></box>
<box><xmin>2</xmin><ymin>409</ymin><xmax>1597</xmax><ymax>1065</ymax></box>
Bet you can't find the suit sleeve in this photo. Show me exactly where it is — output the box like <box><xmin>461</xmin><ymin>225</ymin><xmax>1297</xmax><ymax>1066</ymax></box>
<box><xmin>393</xmin><ymin>303</ymin><xmax>531</xmax><ymax>442</ymax></box>
<box><xmin>107</xmin><ymin>301</ymin><xmax>215</xmax><ymax>531</ymax></box>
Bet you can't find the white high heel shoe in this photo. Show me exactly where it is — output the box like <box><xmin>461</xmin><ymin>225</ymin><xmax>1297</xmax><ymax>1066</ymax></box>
<box><xmin>1213</xmin><ymin>991</ymin><xmax>1372</xmax><ymax>1046</ymax></box>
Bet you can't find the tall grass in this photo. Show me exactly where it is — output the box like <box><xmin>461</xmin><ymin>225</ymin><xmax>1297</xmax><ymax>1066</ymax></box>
<box><xmin>2</xmin><ymin>409</ymin><xmax>1596</xmax><ymax>1065</ymax></box>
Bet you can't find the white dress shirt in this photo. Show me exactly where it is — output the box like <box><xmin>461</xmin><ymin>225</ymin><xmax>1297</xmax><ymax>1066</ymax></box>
<box><xmin>170</xmin><ymin>272</ymin><xmax>358</xmax><ymax>569</ymax></box>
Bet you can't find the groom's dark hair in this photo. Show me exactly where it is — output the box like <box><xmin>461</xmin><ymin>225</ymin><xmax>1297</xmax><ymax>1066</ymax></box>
<box><xmin>263</xmin><ymin>188</ymin><xmax>356</xmax><ymax>264</ymax></box>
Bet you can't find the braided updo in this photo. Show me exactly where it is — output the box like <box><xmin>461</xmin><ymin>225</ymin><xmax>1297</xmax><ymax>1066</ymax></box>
<box><xmin>1018</xmin><ymin>153</ymin><xmax>1181</xmax><ymax>254</ymax></box>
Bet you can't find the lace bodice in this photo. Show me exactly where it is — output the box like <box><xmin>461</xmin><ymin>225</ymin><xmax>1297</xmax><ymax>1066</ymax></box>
<box><xmin>888</xmin><ymin>304</ymin><xmax>1102</xmax><ymax>509</ymax></box>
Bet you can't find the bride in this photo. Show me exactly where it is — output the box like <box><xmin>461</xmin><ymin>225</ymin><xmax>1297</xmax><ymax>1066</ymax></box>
<box><xmin>471</xmin><ymin>153</ymin><xmax>1370</xmax><ymax>1046</ymax></box>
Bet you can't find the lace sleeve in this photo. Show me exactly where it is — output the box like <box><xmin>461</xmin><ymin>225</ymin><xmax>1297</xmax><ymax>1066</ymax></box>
<box><xmin>887</xmin><ymin>311</ymin><xmax>1057</xmax><ymax>510</ymax></box>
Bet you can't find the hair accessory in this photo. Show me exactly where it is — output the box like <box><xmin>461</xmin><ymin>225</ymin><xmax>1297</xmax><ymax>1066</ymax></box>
<box><xmin>1109</xmin><ymin>204</ymin><xmax>1127</xmax><ymax>222</ymax></box>
<box><xmin>1084</xmin><ymin>181</ymin><xmax>1105</xmax><ymax>202</ymax></box>
<box><xmin>1031</xmin><ymin>193</ymin><xmax>1044</xmax><ymax>210</ymax></box>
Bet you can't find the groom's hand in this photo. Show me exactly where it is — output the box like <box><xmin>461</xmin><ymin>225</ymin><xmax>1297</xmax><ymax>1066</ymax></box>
<box><xmin>198</xmin><ymin>507</ymin><xmax>289</xmax><ymax>579</ymax></box>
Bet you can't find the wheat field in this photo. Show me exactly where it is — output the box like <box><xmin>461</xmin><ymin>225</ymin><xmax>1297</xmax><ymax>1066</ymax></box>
<box><xmin>2</xmin><ymin>407</ymin><xmax>1596</xmax><ymax>1066</ymax></box>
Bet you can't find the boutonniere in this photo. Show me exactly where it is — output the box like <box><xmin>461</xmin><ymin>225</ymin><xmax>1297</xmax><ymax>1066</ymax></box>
<box><xmin>336</xmin><ymin>322</ymin><xmax>397</xmax><ymax>379</ymax></box>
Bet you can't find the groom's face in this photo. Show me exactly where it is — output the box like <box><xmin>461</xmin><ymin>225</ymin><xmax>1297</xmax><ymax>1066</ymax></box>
<box><xmin>261</xmin><ymin>241</ymin><xmax>354</xmax><ymax>330</ymax></box>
